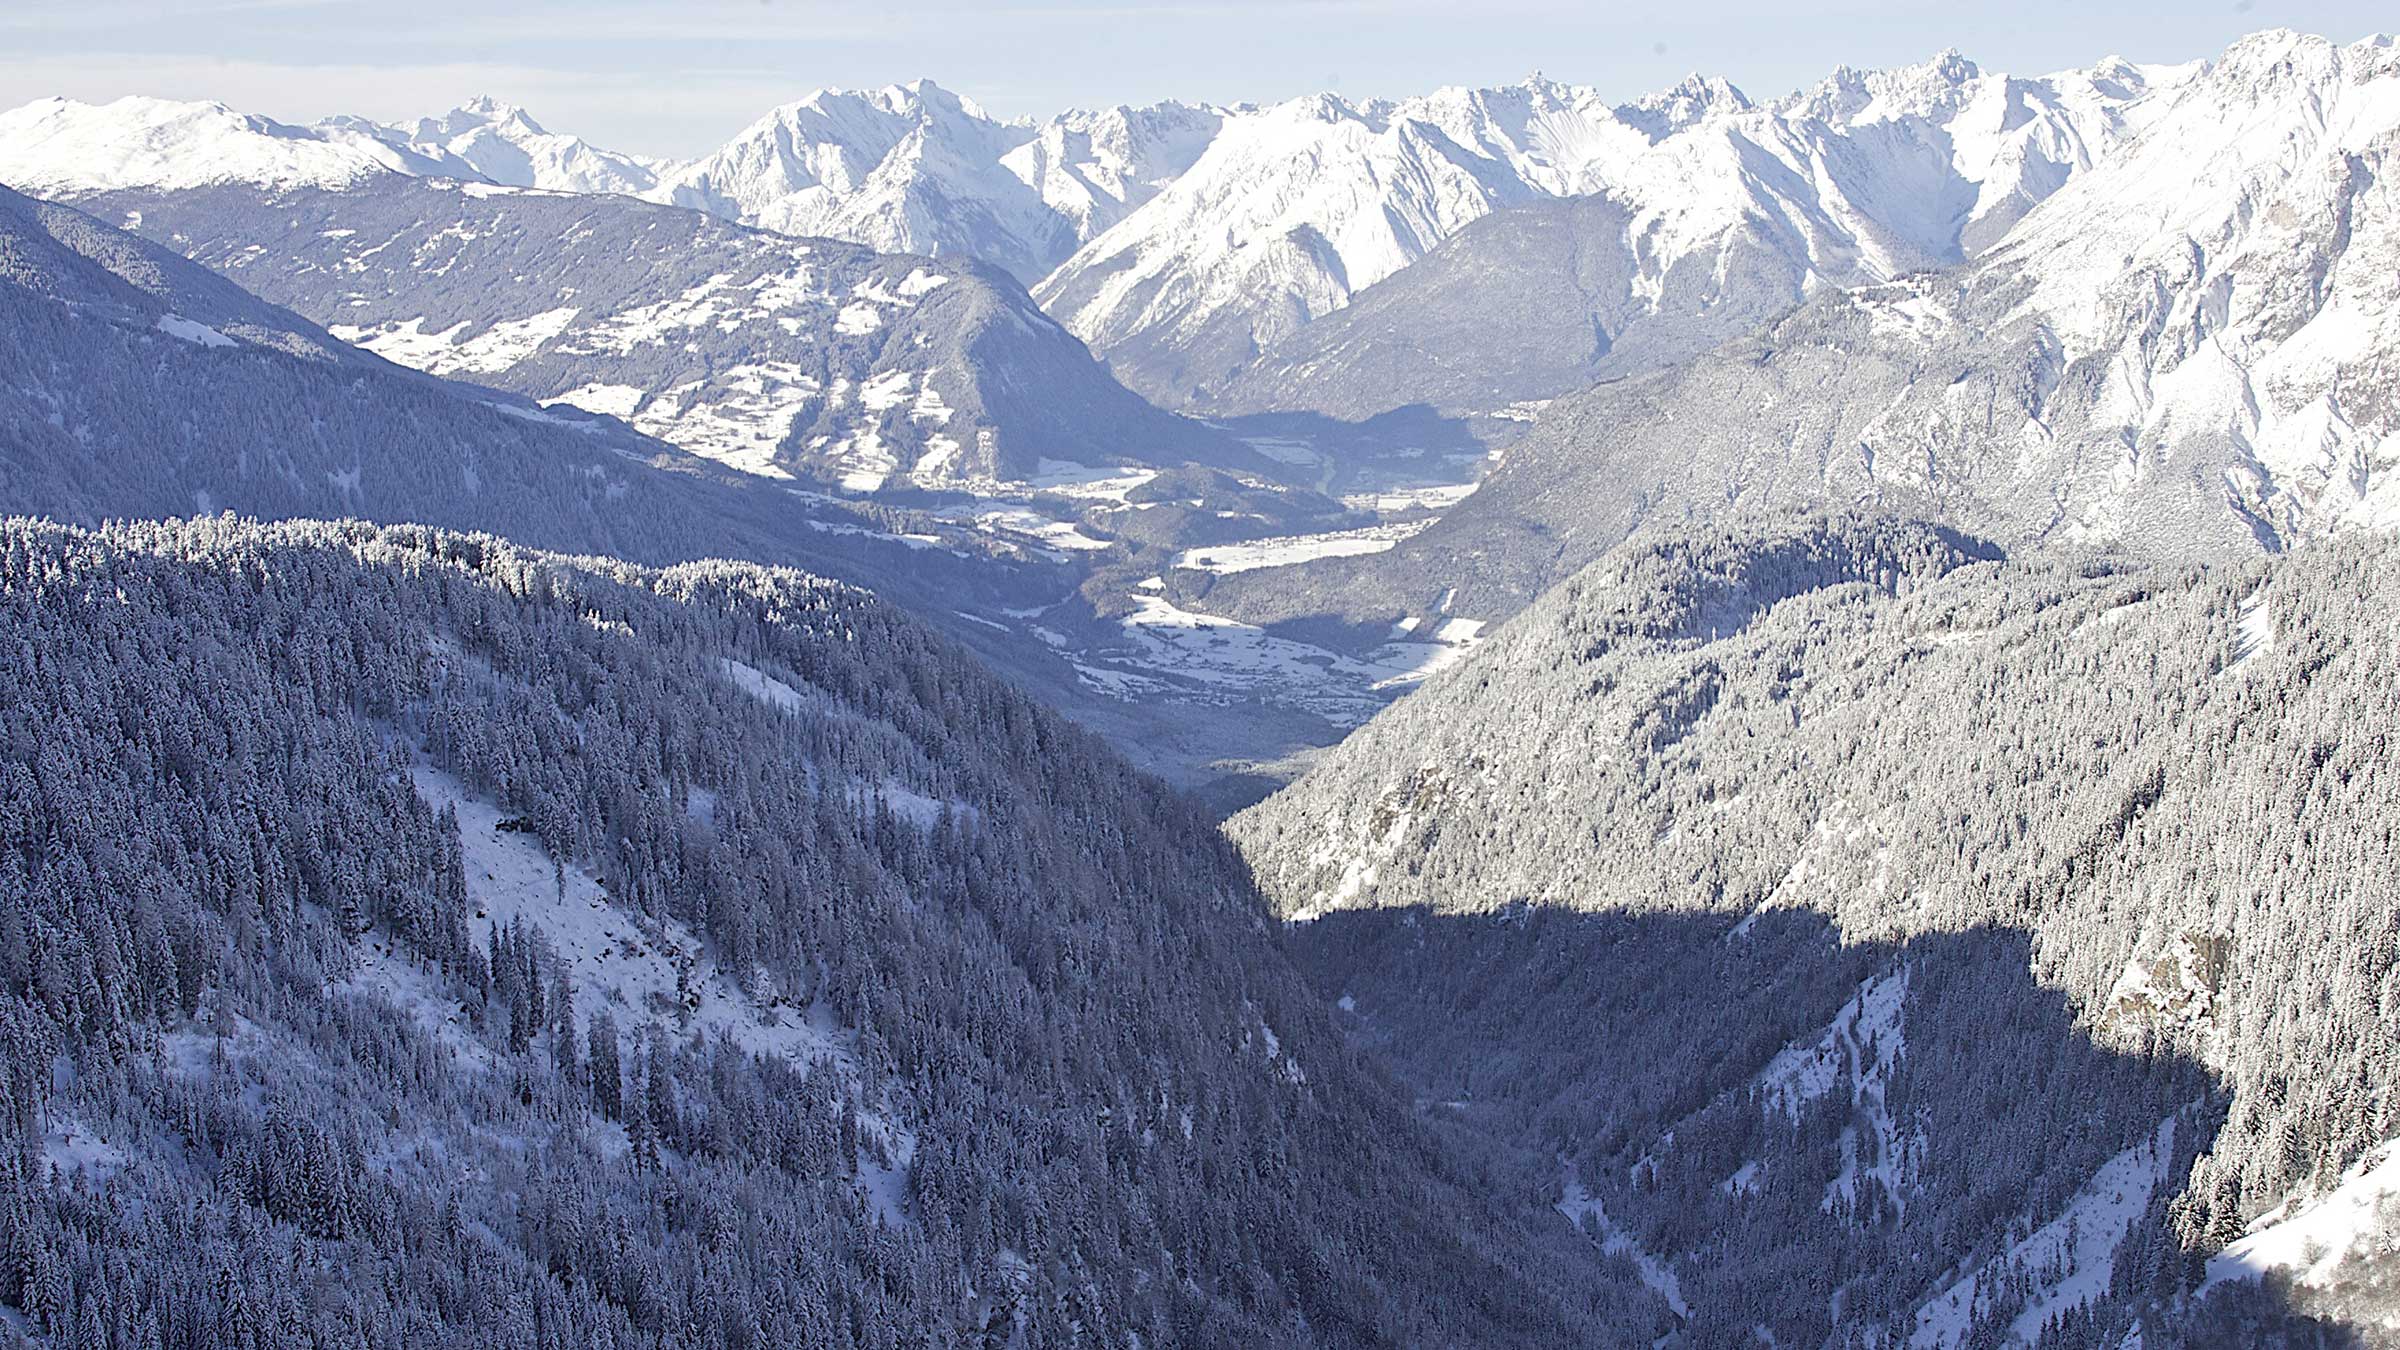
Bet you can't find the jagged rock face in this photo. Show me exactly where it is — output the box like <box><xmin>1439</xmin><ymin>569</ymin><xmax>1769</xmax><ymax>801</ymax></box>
<box><xmin>1970</xmin><ymin>30</ymin><xmax>2400</xmax><ymax>545</ymax></box>
<box><xmin>79</xmin><ymin>178</ymin><xmax>1245</xmax><ymax>489</ymax></box>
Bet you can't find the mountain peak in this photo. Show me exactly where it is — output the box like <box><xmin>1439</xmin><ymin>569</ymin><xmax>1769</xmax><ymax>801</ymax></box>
<box><xmin>1919</xmin><ymin>47</ymin><xmax>1982</xmax><ymax>84</ymax></box>
<box><xmin>902</xmin><ymin>78</ymin><xmax>1008</xmax><ymax>124</ymax></box>
<box><xmin>1779</xmin><ymin>46</ymin><xmax>1988</xmax><ymax>123</ymax></box>
<box><xmin>776</xmin><ymin>78</ymin><xmax>997</xmax><ymax>127</ymax></box>
<box><xmin>397</xmin><ymin>95</ymin><xmax>552</xmax><ymax>146</ymax></box>
<box><xmin>2220</xmin><ymin>25</ymin><xmax>2312</xmax><ymax>55</ymax></box>
<box><xmin>1618</xmin><ymin>71</ymin><xmax>1752</xmax><ymax>134</ymax></box>
<box><xmin>1282</xmin><ymin>90</ymin><xmax>1364</xmax><ymax>124</ymax></box>
<box><xmin>1669</xmin><ymin>71</ymin><xmax>1750</xmax><ymax>102</ymax></box>
<box><xmin>451</xmin><ymin>94</ymin><xmax>545</xmax><ymax>134</ymax></box>
<box><xmin>2210</xmin><ymin>26</ymin><xmax>2344</xmax><ymax>82</ymax></box>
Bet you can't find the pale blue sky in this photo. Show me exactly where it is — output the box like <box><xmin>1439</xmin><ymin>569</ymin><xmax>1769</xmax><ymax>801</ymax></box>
<box><xmin>0</xmin><ymin>0</ymin><xmax>2390</xmax><ymax>157</ymax></box>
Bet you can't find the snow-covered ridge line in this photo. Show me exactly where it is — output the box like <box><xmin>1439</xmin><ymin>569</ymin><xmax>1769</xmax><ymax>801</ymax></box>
<box><xmin>0</xmin><ymin>93</ymin><xmax>674</xmax><ymax>199</ymax></box>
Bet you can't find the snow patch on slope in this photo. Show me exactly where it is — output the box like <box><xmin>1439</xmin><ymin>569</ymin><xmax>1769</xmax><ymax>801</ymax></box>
<box><xmin>1759</xmin><ymin>966</ymin><xmax>1909</xmax><ymax>1115</ymax></box>
<box><xmin>1558</xmin><ymin>1163</ymin><xmax>1690</xmax><ymax>1320</ymax></box>
<box><xmin>407</xmin><ymin>763</ymin><xmax>840</xmax><ymax>1063</ymax></box>
<box><xmin>2226</xmin><ymin>589</ymin><xmax>2276</xmax><ymax>676</ymax></box>
<box><xmin>2202</xmin><ymin>1136</ymin><xmax>2400</xmax><ymax>1297</ymax></box>
<box><xmin>330</xmin><ymin>306</ymin><xmax>579</xmax><ymax>377</ymax></box>
<box><xmin>1172</xmin><ymin>519</ymin><xmax>1431</xmax><ymax>574</ymax></box>
<box><xmin>155</xmin><ymin>313</ymin><xmax>236</xmax><ymax>348</ymax></box>
<box><xmin>1751</xmin><ymin>965</ymin><xmax>1918</xmax><ymax>1220</ymax></box>
<box><xmin>1911</xmin><ymin>1117</ymin><xmax>2182</xmax><ymax>1348</ymax></box>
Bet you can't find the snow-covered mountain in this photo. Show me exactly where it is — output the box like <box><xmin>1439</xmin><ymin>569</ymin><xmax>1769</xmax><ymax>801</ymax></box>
<box><xmin>0</xmin><ymin>178</ymin><xmax>1668</xmax><ymax>1350</ymax></box>
<box><xmin>1188</xmin><ymin>29</ymin><xmax>2400</xmax><ymax>636</ymax></box>
<box><xmin>0</xmin><ymin>95</ymin><xmax>473</xmax><ymax>193</ymax></box>
<box><xmin>0</xmin><ymin>91</ymin><xmax>1253</xmax><ymax>489</ymax></box>
<box><xmin>0</xmin><ymin>93</ymin><xmax>672</xmax><ymax>200</ymax></box>
<box><xmin>0</xmin><ymin>179</ymin><xmax>1062</xmax><ymax>607</ymax></box>
<box><xmin>1979</xmin><ymin>27</ymin><xmax>2400</xmax><ymax>549</ymax></box>
<box><xmin>3</xmin><ymin>173</ymin><xmax>1267</xmax><ymax>723</ymax></box>
<box><xmin>1063</xmin><ymin>53</ymin><xmax>2192</xmax><ymax>408</ymax></box>
<box><xmin>0</xmin><ymin>96</ymin><xmax>1473</xmax><ymax>791</ymax></box>
<box><xmin>7</xmin><ymin>33</ymin><xmax>2400</xmax><ymax>1349</ymax></box>
<box><xmin>0</xmin><ymin>51</ymin><xmax>2209</xmax><ymax>419</ymax></box>
<box><xmin>1036</xmin><ymin>77</ymin><xmax>1646</xmax><ymax>404</ymax></box>
<box><xmin>654</xmin><ymin>81</ymin><xmax>1224</xmax><ymax>282</ymax></box>
<box><xmin>0</xmin><ymin>176</ymin><xmax>642</xmax><ymax>521</ymax></box>
<box><xmin>999</xmin><ymin>100</ymin><xmax>1227</xmax><ymax>244</ymax></box>
<box><xmin>366</xmin><ymin>95</ymin><xmax>674</xmax><ymax>195</ymax></box>
<box><xmin>0</xmin><ymin>178</ymin><xmax>1391</xmax><ymax>795</ymax></box>
<box><xmin>77</xmin><ymin>177</ymin><xmax>1249</xmax><ymax>490</ymax></box>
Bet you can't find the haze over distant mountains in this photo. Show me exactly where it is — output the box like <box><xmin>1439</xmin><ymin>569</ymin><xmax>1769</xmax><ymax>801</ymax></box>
<box><xmin>0</xmin><ymin>46</ymin><xmax>2209</xmax><ymax>413</ymax></box>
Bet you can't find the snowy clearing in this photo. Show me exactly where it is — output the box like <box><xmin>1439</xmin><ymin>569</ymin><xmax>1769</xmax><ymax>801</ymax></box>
<box><xmin>1172</xmin><ymin>519</ymin><xmax>1431</xmax><ymax>574</ymax></box>
<box><xmin>2225</xmin><ymin>588</ymin><xmax>2276</xmax><ymax>676</ymax></box>
<box><xmin>155</xmin><ymin>312</ymin><xmax>235</xmax><ymax>348</ymax></box>
<box><xmin>333</xmin><ymin>306</ymin><xmax>579</xmax><ymax>376</ymax></box>
<box><xmin>1911</xmin><ymin>1116</ymin><xmax>2182</xmax><ymax>1348</ymax></box>
<box><xmin>407</xmin><ymin>762</ymin><xmax>842</xmax><ymax>1064</ymax></box>
<box><xmin>1557</xmin><ymin>1163</ymin><xmax>1689</xmax><ymax>1320</ymax></box>
<box><xmin>2202</xmin><ymin>1136</ymin><xmax>2400</xmax><ymax>1296</ymax></box>
<box><xmin>1338</xmin><ymin>481</ymin><xmax>1480</xmax><ymax>514</ymax></box>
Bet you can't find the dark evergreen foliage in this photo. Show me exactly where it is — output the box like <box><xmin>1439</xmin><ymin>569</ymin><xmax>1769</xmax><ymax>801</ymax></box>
<box><xmin>0</xmin><ymin>515</ymin><xmax>1644</xmax><ymax>1347</ymax></box>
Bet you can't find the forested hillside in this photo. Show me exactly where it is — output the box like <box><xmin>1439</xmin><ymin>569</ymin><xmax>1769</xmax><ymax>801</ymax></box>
<box><xmin>1231</xmin><ymin>515</ymin><xmax>2400</xmax><ymax>1344</ymax></box>
<box><xmin>0</xmin><ymin>515</ymin><xmax>1650</xmax><ymax>1347</ymax></box>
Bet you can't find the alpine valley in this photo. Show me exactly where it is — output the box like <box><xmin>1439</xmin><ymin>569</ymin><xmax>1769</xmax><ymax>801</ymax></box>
<box><xmin>0</xmin><ymin>21</ymin><xmax>2396</xmax><ymax>1349</ymax></box>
